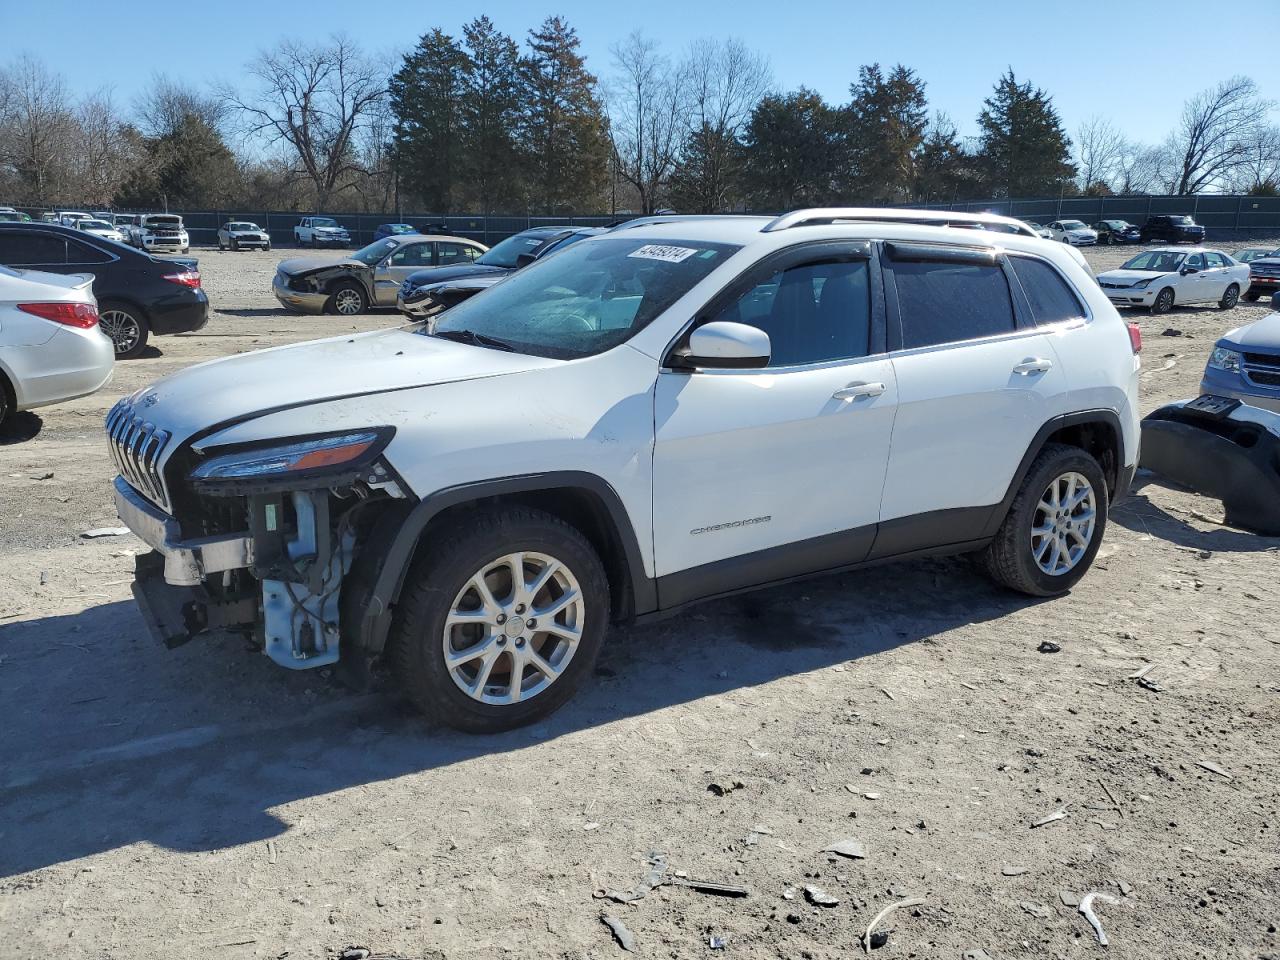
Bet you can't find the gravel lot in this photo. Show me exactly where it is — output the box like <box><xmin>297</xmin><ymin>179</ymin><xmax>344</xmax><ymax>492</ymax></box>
<box><xmin>1</xmin><ymin>242</ymin><xmax>1278</xmax><ymax>959</ymax></box>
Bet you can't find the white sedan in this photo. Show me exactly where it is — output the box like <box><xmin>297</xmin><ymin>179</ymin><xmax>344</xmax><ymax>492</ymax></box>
<box><xmin>0</xmin><ymin>264</ymin><xmax>114</xmax><ymax>425</ymax></box>
<box><xmin>1095</xmin><ymin>247</ymin><xmax>1252</xmax><ymax>314</ymax></box>
<box><xmin>75</xmin><ymin>218</ymin><xmax>126</xmax><ymax>243</ymax></box>
<box><xmin>1047</xmin><ymin>219</ymin><xmax>1098</xmax><ymax>245</ymax></box>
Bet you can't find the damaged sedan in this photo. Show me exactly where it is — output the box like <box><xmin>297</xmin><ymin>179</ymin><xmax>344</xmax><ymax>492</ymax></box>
<box><xmin>272</xmin><ymin>233</ymin><xmax>487</xmax><ymax>315</ymax></box>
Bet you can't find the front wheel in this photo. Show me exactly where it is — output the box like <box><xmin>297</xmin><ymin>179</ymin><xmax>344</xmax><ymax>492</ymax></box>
<box><xmin>327</xmin><ymin>281</ymin><xmax>367</xmax><ymax>316</ymax></box>
<box><xmin>1219</xmin><ymin>284</ymin><xmax>1240</xmax><ymax>310</ymax></box>
<box><xmin>1150</xmin><ymin>287</ymin><xmax>1175</xmax><ymax>315</ymax></box>
<box><xmin>982</xmin><ymin>443</ymin><xmax>1109</xmax><ymax>597</ymax></box>
<box><xmin>99</xmin><ymin>301</ymin><xmax>149</xmax><ymax>359</ymax></box>
<box><xmin>387</xmin><ymin>506</ymin><xmax>610</xmax><ymax>733</ymax></box>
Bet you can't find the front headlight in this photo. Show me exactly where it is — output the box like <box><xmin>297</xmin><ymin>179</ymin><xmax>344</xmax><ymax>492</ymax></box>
<box><xmin>1208</xmin><ymin>346</ymin><xmax>1242</xmax><ymax>374</ymax></box>
<box><xmin>190</xmin><ymin>429</ymin><xmax>393</xmax><ymax>492</ymax></box>
<box><xmin>1133</xmin><ymin>277</ymin><xmax>1158</xmax><ymax>289</ymax></box>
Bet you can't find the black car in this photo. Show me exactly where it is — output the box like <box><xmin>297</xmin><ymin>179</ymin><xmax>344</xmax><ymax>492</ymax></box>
<box><xmin>0</xmin><ymin>222</ymin><xmax>208</xmax><ymax>358</ymax></box>
<box><xmin>1139</xmin><ymin>215</ymin><xmax>1205</xmax><ymax>245</ymax></box>
<box><xmin>397</xmin><ymin>226</ymin><xmax>603</xmax><ymax>319</ymax></box>
<box><xmin>1093</xmin><ymin>219</ymin><xmax>1141</xmax><ymax>245</ymax></box>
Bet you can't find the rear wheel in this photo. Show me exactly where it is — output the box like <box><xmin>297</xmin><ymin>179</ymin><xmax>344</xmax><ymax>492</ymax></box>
<box><xmin>983</xmin><ymin>443</ymin><xmax>1109</xmax><ymax>597</ymax></box>
<box><xmin>388</xmin><ymin>506</ymin><xmax>609</xmax><ymax>733</ymax></box>
<box><xmin>1151</xmin><ymin>287</ymin><xmax>1175</xmax><ymax>315</ymax></box>
<box><xmin>327</xmin><ymin>281</ymin><xmax>366</xmax><ymax>316</ymax></box>
<box><xmin>0</xmin><ymin>372</ymin><xmax>12</xmax><ymax>427</ymax></box>
<box><xmin>1219</xmin><ymin>284</ymin><xmax>1240</xmax><ymax>310</ymax></box>
<box><xmin>231</xmin><ymin>238</ymin><xmax>239</xmax><ymax>252</ymax></box>
<box><xmin>99</xmin><ymin>301</ymin><xmax>149</xmax><ymax>359</ymax></box>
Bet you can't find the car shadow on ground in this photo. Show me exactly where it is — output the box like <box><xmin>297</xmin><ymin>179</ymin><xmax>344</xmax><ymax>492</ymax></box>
<box><xmin>1111</xmin><ymin>477</ymin><xmax>1280</xmax><ymax>552</ymax></box>
<box><xmin>0</xmin><ymin>411</ymin><xmax>42</xmax><ymax>445</ymax></box>
<box><xmin>218</xmin><ymin>308</ymin><xmax>292</xmax><ymax>318</ymax></box>
<box><xmin>0</xmin><ymin>553</ymin><xmax>1042</xmax><ymax>877</ymax></box>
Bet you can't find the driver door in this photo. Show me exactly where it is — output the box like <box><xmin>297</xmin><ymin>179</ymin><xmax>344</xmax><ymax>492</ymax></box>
<box><xmin>375</xmin><ymin>240</ymin><xmax>435</xmax><ymax>304</ymax></box>
<box><xmin>651</xmin><ymin>242</ymin><xmax>897</xmax><ymax>607</ymax></box>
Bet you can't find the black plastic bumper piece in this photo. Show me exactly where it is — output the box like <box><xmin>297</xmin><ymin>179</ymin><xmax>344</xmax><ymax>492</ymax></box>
<box><xmin>1140</xmin><ymin>399</ymin><xmax>1280</xmax><ymax>535</ymax></box>
<box><xmin>131</xmin><ymin>551</ymin><xmax>258</xmax><ymax>649</ymax></box>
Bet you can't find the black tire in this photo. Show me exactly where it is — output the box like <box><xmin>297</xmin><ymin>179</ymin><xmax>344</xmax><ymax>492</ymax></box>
<box><xmin>1218</xmin><ymin>284</ymin><xmax>1240</xmax><ymax>310</ymax></box>
<box><xmin>1150</xmin><ymin>287</ymin><xmax>1175</xmax><ymax>315</ymax></box>
<box><xmin>1243</xmin><ymin>291</ymin><xmax>1261</xmax><ymax>302</ymax></box>
<box><xmin>98</xmin><ymin>300</ymin><xmax>149</xmax><ymax>359</ymax></box>
<box><xmin>265</xmin><ymin>242</ymin><xmax>271</xmax><ymax>252</ymax></box>
<box><xmin>231</xmin><ymin>238</ymin><xmax>239</xmax><ymax>252</ymax></box>
<box><xmin>326</xmin><ymin>281</ymin><xmax>367</xmax><ymax>316</ymax></box>
<box><xmin>387</xmin><ymin>506</ymin><xmax>610</xmax><ymax>733</ymax></box>
<box><xmin>983</xmin><ymin>443</ymin><xmax>1109</xmax><ymax>597</ymax></box>
<box><xmin>218</xmin><ymin>238</ymin><xmax>225</xmax><ymax>250</ymax></box>
<box><xmin>0</xmin><ymin>371</ymin><xmax>12</xmax><ymax>428</ymax></box>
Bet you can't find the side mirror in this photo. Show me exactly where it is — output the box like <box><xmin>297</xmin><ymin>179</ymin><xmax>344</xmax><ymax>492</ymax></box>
<box><xmin>673</xmin><ymin>321</ymin><xmax>771</xmax><ymax>370</ymax></box>
<box><xmin>514</xmin><ymin>252</ymin><xmax>536</xmax><ymax>268</ymax></box>
<box><xmin>1181</xmin><ymin>266</ymin><xmax>1198</xmax><ymax>275</ymax></box>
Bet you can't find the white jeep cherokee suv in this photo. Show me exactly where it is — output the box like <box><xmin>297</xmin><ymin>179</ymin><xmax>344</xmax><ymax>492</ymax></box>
<box><xmin>106</xmin><ymin>209</ymin><xmax>1141</xmax><ymax>733</ymax></box>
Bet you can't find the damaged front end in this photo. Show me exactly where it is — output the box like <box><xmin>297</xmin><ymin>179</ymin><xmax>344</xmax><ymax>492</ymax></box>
<box><xmin>111</xmin><ymin>421</ymin><xmax>406</xmax><ymax>669</ymax></box>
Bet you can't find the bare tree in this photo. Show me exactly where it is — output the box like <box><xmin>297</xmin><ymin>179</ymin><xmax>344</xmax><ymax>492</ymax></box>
<box><xmin>1227</xmin><ymin>125</ymin><xmax>1280</xmax><ymax>193</ymax></box>
<box><xmin>1075</xmin><ymin>116</ymin><xmax>1126</xmax><ymax>192</ymax></box>
<box><xmin>73</xmin><ymin>89</ymin><xmax>135</xmax><ymax>205</ymax></box>
<box><xmin>1112</xmin><ymin>141</ymin><xmax>1166</xmax><ymax>194</ymax></box>
<box><xmin>0</xmin><ymin>54</ymin><xmax>77</xmax><ymax>203</ymax></box>
<box><xmin>135</xmin><ymin>74</ymin><xmax>228</xmax><ymax>138</ymax></box>
<box><xmin>605</xmin><ymin>32</ymin><xmax>688</xmax><ymax>214</ymax></box>
<box><xmin>223</xmin><ymin>35</ymin><xmax>386</xmax><ymax>210</ymax></box>
<box><xmin>1167</xmin><ymin>76</ymin><xmax>1273</xmax><ymax>195</ymax></box>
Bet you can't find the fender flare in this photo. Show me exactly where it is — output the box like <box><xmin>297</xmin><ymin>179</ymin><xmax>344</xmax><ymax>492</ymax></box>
<box><xmin>353</xmin><ymin>471</ymin><xmax>655</xmax><ymax>655</ymax></box>
<box><xmin>981</xmin><ymin>408</ymin><xmax>1128</xmax><ymax>538</ymax></box>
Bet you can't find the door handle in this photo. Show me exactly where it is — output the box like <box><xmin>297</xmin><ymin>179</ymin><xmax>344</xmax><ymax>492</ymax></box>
<box><xmin>1012</xmin><ymin>358</ymin><xmax>1053</xmax><ymax>376</ymax></box>
<box><xmin>832</xmin><ymin>381</ymin><xmax>886</xmax><ymax>401</ymax></box>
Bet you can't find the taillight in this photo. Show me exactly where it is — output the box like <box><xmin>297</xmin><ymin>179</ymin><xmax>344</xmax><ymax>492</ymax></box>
<box><xmin>1127</xmin><ymin>322</ymin><xmax>1142</xmax><ymax>354</ymax></box>
<box><xmin>17</xmin><ymin>301</ymin><xmax>100</xmax><ymax>328</ymax></box>
<box><xmin>164</xmin><ymin>270</ymin><xmax>201</xmax><ymax>289</ymax></box>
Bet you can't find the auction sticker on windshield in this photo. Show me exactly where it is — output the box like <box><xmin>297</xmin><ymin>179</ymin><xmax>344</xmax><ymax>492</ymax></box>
<box><xmin>628</xmin><ymin>244</ymin><xmax>698</xmax><ymax>263</ymax></box>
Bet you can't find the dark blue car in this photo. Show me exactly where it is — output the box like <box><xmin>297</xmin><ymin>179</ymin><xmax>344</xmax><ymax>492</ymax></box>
<box><xmin>373</xmin><ymin>223</ymin><xmax>418</xmax><ymax>240</ymax></box>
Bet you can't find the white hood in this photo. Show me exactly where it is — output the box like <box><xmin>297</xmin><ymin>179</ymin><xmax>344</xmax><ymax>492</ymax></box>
<box><xmin>1097</xmin><ymin>269</ymin><xmax>1169</xmax><ymax>285</ymax></box>
<box><xmin>129</xmin><ymin>326</ymin><xmax>559</xmax><ymax>448</ymax></box>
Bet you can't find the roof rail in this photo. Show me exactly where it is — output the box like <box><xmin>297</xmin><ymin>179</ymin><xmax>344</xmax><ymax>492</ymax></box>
<box><xmin>761</xmin><ymin>207</ymin><xmax>1040</xmax><ymax>239</ymax></box>
<box><xmin>609</xmin><ymin>213</ymin><xmax>763</xmax><ymax>231</ymax></box>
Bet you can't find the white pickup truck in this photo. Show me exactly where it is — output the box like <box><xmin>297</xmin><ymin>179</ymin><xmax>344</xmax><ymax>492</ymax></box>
<box><xmin>293</xmin><ymin>216</ymin><xmax>351</xmax><ymax>248</ymax></box>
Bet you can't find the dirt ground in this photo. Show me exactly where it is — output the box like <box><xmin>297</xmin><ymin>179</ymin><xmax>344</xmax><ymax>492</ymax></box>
<box><xmin>1</xmin><ymin>241</ymin><xmax>1278</xmax><ymax>960</ymax></box>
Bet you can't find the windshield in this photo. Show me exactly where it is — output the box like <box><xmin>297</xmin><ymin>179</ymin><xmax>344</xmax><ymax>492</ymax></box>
<box><xmin>313</xmin><ymin>218</ymin><xmax>338</xmax><ymax>228</ymax></box>
<box><xmin>228</xmin><ymin>222</ymin><xmax>258</xmax><ymax>231</ymax></box>
<box><xmin>477</xmin><ymin>231</ymin><xmax>558</xmax><ymax>268</ymax></box>
<box><xmin>386</xmin><ymin>224</ymin><xmax>413</xmax><ymax>234</ymax></box>
<box><xmin>80</xmin><ymin>220</ymin><xmax>112</xmax><ymax>230</ymax></box>
<box><xmin>1060</xmin><ymin>220</ymin><xmax>1086</xmax><ymax>230</ymax></box>
<box><xmin>1170</xmin><ymin>216</ymin><xmax>1194</xmax><ymax>224</ymax></box>
<box><xmin>1122</xmin><ymin>251</ymin><xmax>1185</xmax><ymax>272</ymax></box>
<box><xmin>351</xmin><ymin>237</ymin><xmax>400</xmax><ymax>265</ymax></box>
<box><xmin>147</xmin><ymin>216</ymin><xmax>181</xmax><ymax>226</ymax></box>
<box><xmin>428</xmin><ymin>236</ymin><xmax>739</xmax><ymax>359</ymax></box>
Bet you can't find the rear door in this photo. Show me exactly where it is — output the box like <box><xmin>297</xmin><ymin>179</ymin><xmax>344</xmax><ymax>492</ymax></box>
<box><xmin>875</xmin><ymin>242</ymin><xmax>1072</xmax><ymax>554</ymax></box>
<box><xmin>1201</xmin><ymin>251</ymin><xmax>1233</xmax><ymax>299</ymax></box>
<box><xmin>1181</xmin><ymin>252</ymin><xmax>1214</xmax><ymax>302</ymax></box>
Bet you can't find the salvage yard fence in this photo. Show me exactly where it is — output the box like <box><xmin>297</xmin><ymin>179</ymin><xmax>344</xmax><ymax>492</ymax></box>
<box><xmin>11</xmin><ymin>194</ymin><xmax>1280</xmax><ymax>247</ymax></box>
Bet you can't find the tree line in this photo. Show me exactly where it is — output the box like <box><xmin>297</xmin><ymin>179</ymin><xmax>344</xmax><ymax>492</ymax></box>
<box><xmin>0</xmin><ymin>20</ymin><xmax>1276</xmax><ymax>215</ymax></box>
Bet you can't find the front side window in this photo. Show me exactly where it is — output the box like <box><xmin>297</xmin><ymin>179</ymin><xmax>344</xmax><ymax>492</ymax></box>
<box><xmin>1009</xmin><ymin>256</ymin><xmax>1085</xmax><ymax>326</ymax></box>
<box><xmin>893</xmin><ymin>259</ymin><xmax>1015</xmax><ymax>349</ymax></box>
<box><xmin>713</xmin><ymin>259</ymin><xmax>870</xmax><ymax>367</ymax></box>
<box><xmin>1186</xmin><ymin>253</ymin><xmax>1205</xmax><ymax>270</ymax></box>
<box><xmin>428</xmin><ymin>237</ymin><xmax>739</xmax><ymax>360</ymax></box>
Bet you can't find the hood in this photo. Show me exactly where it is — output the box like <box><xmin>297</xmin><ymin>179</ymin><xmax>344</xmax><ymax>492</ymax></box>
<box><xmin>1223</xmin><ymin>312</ymin><xmax>1280</xmax><ymax>349</ymax></box>
<box><xmin>1250</xmin><ymin>257</ymin><xmax>1280</xmax><ymax>271</ymax></box>
<box><xmin>130</xmin><ymin>326</ymin><xmax>559</xmax><ymax>448</ymax></box>
<box><xmin>1097</xmin><ymin>268</ymin><xmax>1169</xmax><ymax>284</ymax></box>
<box><xmin>231</xmin><ymin>228</ymin><xmax>267</xmax><ymax>236</ymax></box>
<box><xmin>1064</xmin><ymin>228</ymin><xmax>1097</xmax><ymax>235</ymax></box>
<box><xmin>404</xmin><ymin>263</ymin><xmax>507</xmax><ymax>286</ymax></box>
<box><xmin>278</xmin><ymin>255</ymin><xmax>363</xmax><ymax>276</ymax></box>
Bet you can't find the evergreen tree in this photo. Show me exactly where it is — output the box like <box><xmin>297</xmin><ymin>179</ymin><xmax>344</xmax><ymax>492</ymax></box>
<box><xmin>114</xmin><ymin>113</ymin><xmax>238</xmax><ymax>208</ymax></box>
<box><xmin>459</xmin><ymin>16</ymin><xmax>523</xmax><ymax>213</ymax></box>
<box><xmin>913</xmin><ymin>112</ymin><xmax>974</xmax><ymax>202</ymax></box>
<box><xmin>390</xmin><ymin>29</ymin><xmax>467</xmax><ymax>213</ymax></box>
<box><xmin>518</xmin><ymin>16</ymin><xmax>609</xmax><ymax>214</ymax></box>
<box><xmin>668</xmin><ymin>123</ymin><xmax>743</xmax><ymax>213</ymax></box>
<box><xmin>977</xmin><ymin>69</ymin><xmax>1076</xmax><ymax>198</ymax></box>
<box><xmin>846</xmin><ymin>63</ymin><xmax>928</xmax><ymax>203</ymax></box>
<box><xmin>739</xmin><ymin>89</ymin><xmax>847</xmax><ymax>210</ymax></box>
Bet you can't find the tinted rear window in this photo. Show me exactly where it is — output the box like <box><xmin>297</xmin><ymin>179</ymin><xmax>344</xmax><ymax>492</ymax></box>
<box><xmin>893</xmin><ymin>260</ymin><xmax>1015</xmax><ymax>349</ymax></box>
<box><xmin>1009</xmin><ymin>256</ymin><xmax>1085</xmax><ymax>325</ymax></box>
<box><xmin>0</xmin><ymin>232</ymin><xmax>68</xmax><ymax>265</ymax></box>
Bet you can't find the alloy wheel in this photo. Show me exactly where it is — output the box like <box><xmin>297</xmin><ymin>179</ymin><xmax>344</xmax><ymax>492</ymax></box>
<box><xmin>333</xmin><ymin>289</ymin><xmax>363</xmax><ymax>315</ymax></box>
<box><xmin>441</xmin><ymin>551</ymin><xmax>585</xmax><ymax>705</ymax></box>
<box><xmin>1221</xmin><ymin>285</ymin><xmax>1239</xmax><ymax>309</ymax></box>
<box><xmin>1031</xmin><ymin>472</ymin><xmax>1097</xmax><ymax>576</ymax></box>
<box><xmin>100</xmin><ymin>309</ymin><xmax>141</xmax><ymax>355</ymax></box>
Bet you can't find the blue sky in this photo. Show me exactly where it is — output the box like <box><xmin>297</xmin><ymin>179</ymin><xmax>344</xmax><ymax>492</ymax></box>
<box><xmin>5</xmin><ymin>0</ymin><xmax>1277</xmax><ymax>147</ymax></box>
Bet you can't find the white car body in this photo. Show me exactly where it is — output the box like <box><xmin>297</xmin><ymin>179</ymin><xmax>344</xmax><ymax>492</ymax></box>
<box><xmin>217</xmin><ymin>221</ymin><xmax>271</xmax><ymax>251</ymax></box>
<box><xmin>106</xmin><ymin>208</ymin><xmax>1141</xmax><ymax>726</ymax></box>
<box><xmin>294</xmin><ymin>217</ymin><xmax>350</xmax><ymax>248</ymax></box>
<box><xmin>1022</xmin><ymin>221</ymin><xmax>1054</xmax><ymax>239</ymax></box>
<box><xmin>57</xmin><ymin>211</ymin><xmax>91</xmax><ymax>227</ymax></box>
<box><xmin>0</xmin><ymin>264</ymin><xmax>114</xmax><ymax>420</ymax></box>
<box><xmin>1096</xmin><ymin>247</ymin><xmax>1251</xmax><ymax>310</ymax></box>
<box><xmin>75</xmin><ymin>218</ymin><xmax>126</xmax><ymax>243</ymax></box>
<box><xmin>1047</xmin><ymin>220</ymin><xmax>1098</xmax><ymax>246</ymax></box>
<box><xmin>136</xmin><ymin>214</ymin><xmax>189</xmax><ymax>254</ymax></box>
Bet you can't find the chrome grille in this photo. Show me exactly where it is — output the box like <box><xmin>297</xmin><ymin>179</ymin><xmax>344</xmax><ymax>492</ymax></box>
<box><xmin>105</xmin><ymin>399</ymin><xmax>171</xmax><ymax>509</ymax></box>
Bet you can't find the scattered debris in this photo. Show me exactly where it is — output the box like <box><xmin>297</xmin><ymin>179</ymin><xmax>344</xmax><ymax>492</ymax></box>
<box><xmin>709</xmin><ymin>935</ymin><xmax>727</xmax><ymax>949</ymax></box>
<box><xmin>707</xmin><ymin>778</ymin><xmax>745</xmax><ymax>797</ymax></box>
<box><xmin>1020</xmin><ymin>900</ymin><xmax>1052</xmax><ymax>919</ymax></box>
<box><xmin>822</xmin><ymin>838</ymin><xmax>867</xmax><ymax>860</ymax></box>
<box><xmin>80</xmin><ymin>526</ymin><xmax>131</xmax><ymax>539</ymax></box>
<box><xmin>1136</xmin><ymin>676</ymin><xmax>1163</xmax><ymax>693</ymax></box>
<box><xmin>266</xmin><ymin>839</ymin><xmax>277</xmax><ymax>864</ymax></box>
<box><xmin>743</xmin><ymin>824</ymin><xmax>774</xmax><ymax>845</ymax></box>
<box><xmin>782</xmin><ymin>886</ymin><xmax>797</xmax><ymax>900</ymax></box>
<box><xmin>804</xmin><ymin>885</ymin><xmax>839</xmax><ymax>907</ymax></box>
<box><xmin>959</xmin><ymin>681</ymin><xmax>978</xmax><ymax>691</ymax></box>
<box><xmin>599</xmin><ymin>851</ymin><xmax>668</xmax><ymax>903</ymax></box>
<box><xmin>1059</xmin><ymin>890</ymin><xmax>1081</xmax><ymax>908</ymax></box>
<box><xmin>867</xmin><ymin>931</ymin><xmax>890</xmax><ymax>949</ymax></box>
<box><xmin>1098</xmin><ymin>778</ymin><xmax>1124</xmax><ymax>818</ymax></box>
<box><xmin>1079</xmin><ymin>890</ymin><xmax>1120</xmax><ymax>947</ymax></box>
<box><xmin>1031</xmin><ymin>808</ymin><xmax>1069</xmax><ymax>828</ymax></box>
<box><xmin>862</xmin><ymin>897</ymin><xmax>925</xmax><ymax>953</ymax></box>
<box><xmin>863</xmin><ymin>792</ymin><xmax>882</xmax><ymax>800</ymax></box>
<box><xmin>601</xmin><ymin>914</ymin><xmax>636</xmax><ymax>952</ymax></box>
<box><xmin>1127</xmin><ymin>664</ymin><xmax>1155</xmax><ymax>680</ymax></box>
<box><xmin>1161</xmin><ymin>328</ymin><xmax>1183</xmax><ymax>337</ymax></box>
<box><xmin>880</xmin><ymin>688</ymin><xmax>896</xmax><ymax>701</ymax></box>
<box><xmin>963</xmin><ymin>951</ymin><xmax>994</xmax><ymax>960</ymax></box>
<box><xmin>338</xmin><ymin>949</ymin><xmax>370</xmax><ymax>960</ymax></box>
<box><xmin>29</xmin><ymin>471</ymin><xmax>54</xmax><ymax>480</ymax></box>
<box><xmin>1001</xmin><ymin>865</ymin><xmax>1028</xmax><ymax>877</ymax></box>
<box><xmin>584</xmin><ymin>822</ymin><xmax>600</xmax><ymax>831</ymax></box>
<box><xmin>1117</xmin><ymin>879</ymin><xmax>1133</xmax><ymax>896</ymax></box>
<box><xmin>1037</xmin><ymin>640</ymin><xmax>1061</xmax><ymax>654</ymax></box>
<box><xmin>1195</xmin><ymin>760</ymin><xmax>1233</xmax><ymax>780</ymax></box>
<box><xmin>668</xmin><ymin>876</ymin><xmax>749</xmax><ymax>898</ymax></box>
